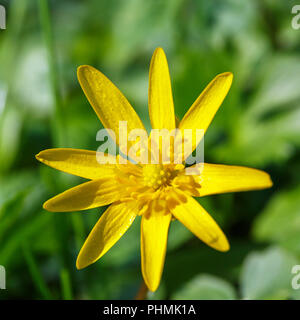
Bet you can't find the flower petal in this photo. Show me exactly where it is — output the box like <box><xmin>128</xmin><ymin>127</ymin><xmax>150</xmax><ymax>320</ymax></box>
<box><xmin>179</xmin><ymin>72</ymin><xmax>233</xmax><ymax>153</ymax></box>
<box><xmin>141</xmin><ymin>208</ymin><xmax>171</xmax><ymax>292</ymax></box>
<box><xmin>76</xmin><ymin>201</ymin><xmax>137</xmax><ymax>269</ymax></box>
<box><xmin>171</xmin><ymin>195</ymin><xmax>229</xmax><ymax>252</ymax></box>
<box><xmin>193</xmin><ymin>163</ymin><xmax>273</xmax><ymax>197</ymax></box>
<box><xmin>43</xmin><ymin>178</ymin><xmax>123</xmax><ymax>212</ymax></box>
<box><xmin>77</xmin><ymin>65</ymin><xmax>145</xmax><ymax>148</ymax></box>
<box><xmin>148</xmin><ymin>48</ymin><xmax>175</xmax><ymax>130</ymax></box>
<box><xmin>36</xmin><ymin>148</ymin><xmax>116</xmax><ymax>180</ymax></box>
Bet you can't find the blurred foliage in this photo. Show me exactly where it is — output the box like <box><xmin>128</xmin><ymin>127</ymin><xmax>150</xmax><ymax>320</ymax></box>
<box><xmin>0</xmin><ymin>0</ymin><xmax>300</xmax><ymax>300</ymax></box>
<box><xmin>171</xmin><ymin>274</ymin><xmax>237</xmax><ymax>300</ymax></box>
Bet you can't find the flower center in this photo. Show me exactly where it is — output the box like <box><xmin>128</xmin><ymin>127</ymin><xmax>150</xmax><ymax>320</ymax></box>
<box><xmin>142</xmin><ymin>164</ymin><xmax>172</xmax><ymax>189</ymax></box>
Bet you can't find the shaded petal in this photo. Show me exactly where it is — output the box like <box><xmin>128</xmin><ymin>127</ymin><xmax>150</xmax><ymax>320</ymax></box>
<box><xmin>179</xmin><ymin>72</ymin><xmax>233</xmax><ymax>154</ymax></box>
<box><xmin>171</xmin><ymin>195</ymin><xmax>229</xmax><ymax>252</ymax></box>
<box><xmin>191</xmin><ymin>163</ymin><xmax>273</xmax><ymax>197</ymax></box>
<box><xmin>43</xmin><ymin>178</ymin><xmax>123</xmax><ymax>212</ymax></box>
<box><xmin>76</xmin><ymin>201</ymin><xmax>137</xmax><ymax>269</ymax></box>
<box><xmin>148</xmin><ymin>48</ymin><xmax>175</xmax><ymax>130</ymax></box>
<box><xmin>141</xmin><ymin>207</ymin><xmax>171</xmax><ymax>292</ymax></box>
<box><xmin>36</xmin><ymin>148</ymin><xmax>116</xmax><ymax>180</ymax></box>
<box><xmin>77</xmin><ymin>65</ymin><xmax>145</xmax><ymax>149</ymax></box>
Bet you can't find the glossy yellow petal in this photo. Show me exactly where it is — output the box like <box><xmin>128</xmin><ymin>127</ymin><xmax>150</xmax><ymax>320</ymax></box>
<box><xmin>76</xmin><ymin>201</ymin><xmax>137</xmax><ymax>269</ymax></box>
<box><xmin>192</xmin><ymin>163</ymin><xmax>273</xmax><ymax>197</ymax></box>
<box><xmin>77</xmin><ymin>65</ymin><xmax>145</xmax><ymax>148</ymax></box>
<box><xmin>36</xmin><ymin>148</ymin><xmax>116</xmax><ymax>180</ymax></box>
<box><xmin>148</xmin><ymin>48</ymin><xmax>175</xmax><ymax>130</ymax></box>
<box><xmin>179</xmin><ymin>72</ymin><xmax>233</xmax><ymax>154</ymax></box>
<box><xmin>43</xmin><ymin>178</ymin><xmax>123</xmax><ymax>212</ymax></box>
<box><xmin>171</xmin><ymin>195</ymin><xmax>229</xmax><ymax>252</ymax></box>
<box><xmin>141</xmin><ymin>208</ymin><xmax>171</xmax><ymax>292</ymax></box>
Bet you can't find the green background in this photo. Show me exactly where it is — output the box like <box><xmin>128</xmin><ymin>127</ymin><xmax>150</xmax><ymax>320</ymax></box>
<box><xmin>0</xmin><ymin>0</ymin><xmax>300</xmax><ymax>300</ymax></box>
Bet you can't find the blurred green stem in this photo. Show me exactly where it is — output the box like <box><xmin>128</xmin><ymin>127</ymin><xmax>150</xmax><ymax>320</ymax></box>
<box><xmin>60</xmin><ymin>268</ymin><xmax>73</xmax><ymax>300</ymax></box>
<box><xmin>0</xmin><ymin>0</ymin><xmax>28</xmax><ymax>173</ymax></box>
<box><xmin>22</xmin><ymin>242</ymin><xmax>52</xmax><ymax>300</ymax></box>
<box><xmin>71</xmin><ymin>214</ymin><xmax>86</xmax><ymax>251</ymax></box>
<box><xmin>38</xmin><ymin>0</ymin><xmax>65</xmax><ymax>147</ymax></box>
<box><xmin>38</xmin><ymin>0</ymin><xmax>76</xmax><ymax>301</ymax></box>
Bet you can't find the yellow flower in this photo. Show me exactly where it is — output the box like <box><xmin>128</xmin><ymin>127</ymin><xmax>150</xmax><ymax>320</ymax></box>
<box><xmin>36</xmin><ymin>47</ymin><xmax>272</xmax><ymax>292</ymax></box>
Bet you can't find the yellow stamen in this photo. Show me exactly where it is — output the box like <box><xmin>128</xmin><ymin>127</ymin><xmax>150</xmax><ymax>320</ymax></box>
<box><xmin>142</xmin><ymin>164</ymin><xmax>173</xmax><ymax>190</ymax></box>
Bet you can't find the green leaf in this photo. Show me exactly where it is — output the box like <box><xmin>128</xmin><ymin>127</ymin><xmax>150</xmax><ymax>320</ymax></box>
<box><xmin>0</xmin><ymin>212</ymin><xmax>51</xmax><ymax>266</ymax></box>
<box><xmin>22</xmin><ymin>242</ymin><xmax>53</xmax><ymax>300</ymax></box>
<box><xmin>0</xmin><ymin>170</ymin><xmax>39</xmax><ymax>207</ymax></box>
<box><xmin>171</xmin><ymin>274</ymin><xmax>237</xmax><ymax>300</ymax></box>
<box><xmin>253</xmin><ymin>186</ymin><xmax>300</xmax><ymax>253</ymax></box>
<box><xmin>247</xmin><ymin>55</ymin><xmax>300</xmax><ymax>119</ymax></box>
<box><xmin>107</xmin><ymin>0</ymin><xmax>183</xmax><ymax>68</ymax></box>
<box><xmin>240</xmin><ymin>246</ymin><xmax>298</xmax><ymax>299</ymax></box>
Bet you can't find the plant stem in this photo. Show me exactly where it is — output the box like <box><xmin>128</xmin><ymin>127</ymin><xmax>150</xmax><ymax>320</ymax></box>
<box><xmin>38</xmin><ymin>0</ymin><xmax>65</xmax><ymax>147</ymax></box>
<box><xmin>135</xmin><ymin>280</ymin><xmax>148</xmax><ymax>300</ymax></box>
<box><xmin>60</xmin><ymin>268</ymin><xmax>73</xmax><ymax>300</ymax></box>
